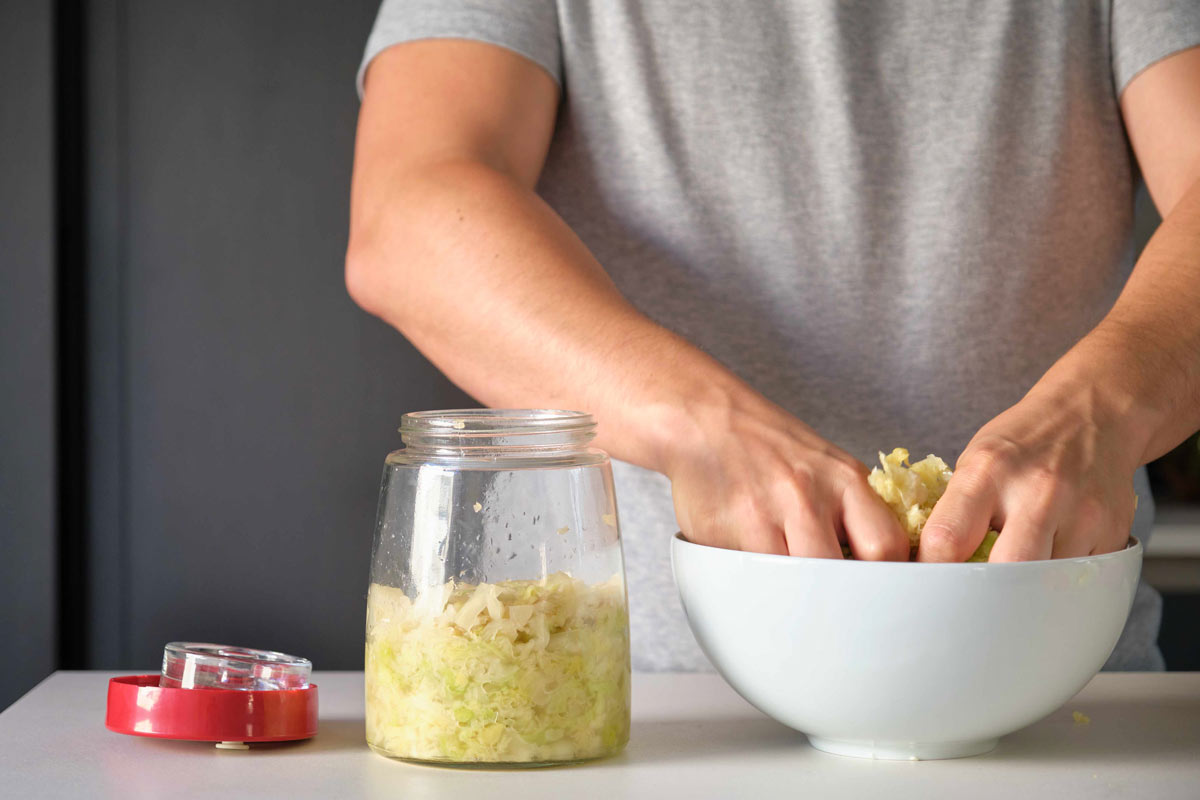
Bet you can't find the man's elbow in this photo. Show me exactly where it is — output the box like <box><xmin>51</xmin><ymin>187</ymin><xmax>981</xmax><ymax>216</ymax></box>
<box><xmin>344</xmin><ymin>236</ymin><xmax>391</xmax><ymax>319</ymax></box>
<box><xmin>345</xmin><ymin>162</ymin><xmax>488</xmax><ymax>321</ymax></box>
<box><xmin>345</xmin><ymin>177</ymin><xmax>436</xmax><ymax>321</ymax></box>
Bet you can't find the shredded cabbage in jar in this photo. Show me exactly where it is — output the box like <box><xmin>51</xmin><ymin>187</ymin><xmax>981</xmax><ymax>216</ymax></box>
<box><xmin>365</xmin><ymin>572</ymin><xmax>630</xmax><ymax>763</ymax></box>
<box><xmin>866</xmin><ymin>447</ymin><xmax>999</xmax><ymax>562</ymax></box>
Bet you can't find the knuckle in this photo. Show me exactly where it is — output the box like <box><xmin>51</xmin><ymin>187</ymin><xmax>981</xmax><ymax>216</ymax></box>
<box><xmin>780</xmin><ymin>477</ymin><xmax>825</xmax><ymax>517</ymax></box>
<box><xmin>730</xmin><ymin>486</ymin><xmax>766</xmax><ymax>516</ymax></box>
<box><xmin>854</xmin><ymin>538</ymin><xmax>888</xmax><ymax>561</ymax></box>
<box><xmin>1021</xmin><ymin>498</ymin><xmax>1058</xmax><ymax>528</ymax></box>
<box><xmin>1025</xmin><ymin>466</ymin><xmax>1062</xmax><ymax>495</ymax></box>
<box><xmin>788</xmin><ymin>464</ymin><xmax>820</xmax><ymax>496</ymax></box>
<box><xmin>852</xmin><ymin>536</ymin><xmax>908</xmax><ymax>562</ymax></box>
<box><xmin>828</xmin><ymin>457</ymin><xmax>865</xmax><ymax>487</ymax></box>
<box><xmin>735</xmin><ymin>503</ymin><xmax>768</xmax><ymax>529</ymax></box>
<box><xmin>920</xmin><ymin>523</ymin><xmax>961</xmax><ymax>554</ymax></box>
<box><xmin>766</xmin><ymin>474</ymin><xmax>797</xmax><ymax>505</ymax></box>
<box><xmin>962</xmin><ymin>438</ymin><xmax>1020</xmax><ymax>475</ymax></box>
<box><xmin>1015</xmin><ymin>475</ymin><xmax>1070</xmax><ymax>522</ymax></box>
<box><xmin>946</xmin><ymin>463</ymin><xmax>995</xmax><ymax>500</ymax></box>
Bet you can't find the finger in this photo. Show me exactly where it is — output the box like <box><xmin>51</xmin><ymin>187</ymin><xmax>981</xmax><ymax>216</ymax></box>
<box><xmin>676</xmin><ymin>494</ymin><xmax>789</xmax><ymax>555</ymax></box>
<box><xmin>721</xmin><ymin>504</ymin><xmax>790</xmax><ymax>556</ymax></box>
<box><xmin>988</xmin><ymin>508</ymin><xmax>1056</xmax><ymax>562</ymax></box>
<box><xmin>1049</xmin><ymin>527</ymin><xmax>1093</xmax><ymax>559</ymax></box>
<box><xmin>916</xmin><ymin>469</ymin><xmax>995</xmax><ymax>562</ymax></box>
<box><xmin>738</xmin><ymin>518</ymin><xmax>789</xmax><ymax>556</ymax></box>
<box><xmin>841</xmin><ymin>479</ymin><xmax>911</xmax><ymax>561</ymax></box>
<box><xmin>1052</xmin><ymin>496</ymin><xmax>1108</xmax><ymax>559</ymax></box>
<box><xmin>1087</xmin><ymin>511</ymin><xmax>1133</xmax><ymax>555</ymax></box>
<box><xmin>783</xmin><ymin>508</ymin><xmax>844</xmax><ymax>559</ymax></box>
<box><xmin>1089</xmin><ymin>536</ymin><xmax>1130</xmax><ymax>556</ymax></box>
<box><xmin>1101</xmin><ymin>491</ymin><xmax>1138</xmax><ymax>554</ymax></box>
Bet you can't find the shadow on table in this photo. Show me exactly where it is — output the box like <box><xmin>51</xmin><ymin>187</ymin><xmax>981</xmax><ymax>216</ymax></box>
<box><xmin>121</xmin><ymin>719</ymin><xmax>364</xmax><ymax>758</ymax></box>
<box><xmin>600</xmin><ymin>717</ymin><xmax>804</xmax><ymax>767</ymax></box>
<box><xmin>134</xmin><ymin>719</ymin><xmax>369</xmax><ymax>756</ymax></box>
<box><xmin>262</xmin><ymin>719</ymin><xmax>367</xmax><ymax>755</ymax></box>
<box><xmin>134</xmin><ymin>716</ymin><xmax>799</xmax><ymax>764</ymax></box>
<box><xmin>992</xmin><ymin>696</ymin><xmax>1200</xmax><ymax>765</ymax></box>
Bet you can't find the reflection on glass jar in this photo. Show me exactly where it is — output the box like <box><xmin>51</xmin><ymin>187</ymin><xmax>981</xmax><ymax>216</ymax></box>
<box><xmin>365</xmin><ymin>409</ymin><xmax>631</xmax><ymax>766</ymax></box>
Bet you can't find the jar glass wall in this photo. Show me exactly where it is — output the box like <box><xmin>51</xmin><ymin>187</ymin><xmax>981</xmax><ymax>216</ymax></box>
<box><xmin>365</xmin><ymin>409</ymin><xmax>631</xmax><ymax>766</ymax></box>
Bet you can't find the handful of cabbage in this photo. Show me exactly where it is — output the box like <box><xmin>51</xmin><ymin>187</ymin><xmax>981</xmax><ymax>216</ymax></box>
<box><xmin>365</xmin><ymin>572</ymin><xmax>630</xmax><ymax>764</ymax></box>
<box><xmin>864</xmin><ymin>447</ymin><xmax>999</xmax><ymax>562</ymax></box>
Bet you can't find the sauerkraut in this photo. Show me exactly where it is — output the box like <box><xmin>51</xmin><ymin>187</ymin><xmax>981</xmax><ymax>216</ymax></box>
<box><xmin>365</xmin><ymin>572</ymin><xmax>630</xmax><ymax>764</ymax></box>
<box><xmin>866</xmin><ymin>447</ymin><xmax>999</xmax><ymax>562</ymax></box>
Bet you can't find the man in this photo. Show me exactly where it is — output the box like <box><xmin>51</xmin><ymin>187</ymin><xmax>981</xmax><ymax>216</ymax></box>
<box><xmin>347</xmin><ymin>1</ymin><xmax>1200</xmax><ymax>671</ymax></box>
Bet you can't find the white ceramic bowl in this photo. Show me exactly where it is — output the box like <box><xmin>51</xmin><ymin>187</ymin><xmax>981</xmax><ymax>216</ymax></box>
<box><xmin>671</xmin><ymin>533</ymin><xmax>1142</xmax><ymax>760</ymax></box>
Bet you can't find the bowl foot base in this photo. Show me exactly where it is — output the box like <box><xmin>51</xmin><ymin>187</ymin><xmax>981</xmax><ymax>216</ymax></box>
<box><xmin>806</xmin><ymin>735</ymin><xmax>998</xmax><ymax>761</ymax></box>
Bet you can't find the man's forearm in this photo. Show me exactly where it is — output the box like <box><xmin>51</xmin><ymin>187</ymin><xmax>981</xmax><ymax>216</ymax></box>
<box><xmin>1031</xmin><ymin>176</ymin><xmax>1200</xmax><ymax>465</ymax></box>
<box><xmin>345</xmin><ymin>159</ymin><xmax>756</xmax><ymax>470</ymax></box>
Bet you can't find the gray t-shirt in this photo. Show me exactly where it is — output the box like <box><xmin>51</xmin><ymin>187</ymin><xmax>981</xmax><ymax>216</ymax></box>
<box><xmin>360</xmin><ymin>0</ymin><xmax>1200</xmax><ymax>671</ymax></box>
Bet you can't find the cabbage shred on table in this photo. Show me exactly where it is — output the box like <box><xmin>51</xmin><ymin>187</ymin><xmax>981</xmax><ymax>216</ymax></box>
<box><xmin>866</xmin><ymin>447</ymin><xmax>999</xmax><ymax>562</ymax></box>
<box><xmin>365</xmin><ymin>572</ymin><xmax>630</xmax><ymax>763</ymax></box>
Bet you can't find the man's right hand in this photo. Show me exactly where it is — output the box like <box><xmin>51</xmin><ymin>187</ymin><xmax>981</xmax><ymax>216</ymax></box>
<box><xmin>660</xmin><ymin>393</ymin><xmax>911</xmax><ymax>560</ymax></box>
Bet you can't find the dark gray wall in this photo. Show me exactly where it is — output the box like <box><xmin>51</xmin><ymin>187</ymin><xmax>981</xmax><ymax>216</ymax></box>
<box><xmin>0</xmin><ymin>2</ymin><xmax>57</xmax><ymax>710</ymax></box>
<box><xmin>83</xmin><ymin>0</ymin><xmax>469</xmax><ymax>671</ymax></box>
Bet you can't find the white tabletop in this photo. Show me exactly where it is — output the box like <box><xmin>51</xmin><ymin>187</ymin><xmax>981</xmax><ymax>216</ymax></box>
<box><xmin>2</xmin><ymin>671</ymin><xmax>1198</xmax><ymax>799</ymax></box>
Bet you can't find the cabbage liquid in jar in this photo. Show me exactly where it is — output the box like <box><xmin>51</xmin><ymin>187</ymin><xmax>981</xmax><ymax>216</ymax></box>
<box><xmin>365</xmin><ymin>409</ymin><xmax>631</xmax><ymax>766</ymax></box>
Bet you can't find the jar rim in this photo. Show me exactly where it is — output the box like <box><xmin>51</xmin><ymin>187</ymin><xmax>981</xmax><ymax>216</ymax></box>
<box><xmin>396</xmin><ymin>410</ymin><xmax>597</xmax><ymax>453</ymax></box>
<box><xmin>400</xmin><ymin>408</ymin><xmax>596</xmax><ymax>438</ymax></box>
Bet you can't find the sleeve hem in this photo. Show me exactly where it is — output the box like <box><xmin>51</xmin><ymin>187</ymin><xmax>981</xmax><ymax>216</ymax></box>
<box><xmin>1117</xmin><ymin>40</ymin><xmax>1200</xmax><ymax>95</ymax></box>
<box><xmin>356</xmin><ymin>10</ymin><xmax>562</xmax><ymax>98</ymax></box>
<box><xmin>1114</xmin><ymin>7</ymin><xmax>1200</xmax><ymax>96</ymax></box>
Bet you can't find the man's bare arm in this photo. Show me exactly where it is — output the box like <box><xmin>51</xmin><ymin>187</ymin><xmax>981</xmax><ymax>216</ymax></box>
<box><xmin>346</xmin><ymin>41</ymin><xmax>908</xmax><ymax>560</ymax></box>
<box><xmin>919</xmin><ymin>46</ymin><xmax>1200</xmax><ymax>562</ymax></box>
<box><xmin>1109</xmin><ymin>44</ymin><xmax>1200</xmax><ymax>461</ymax></box>
<box><xmin>348</xmin><ymin>41</ymin><xmax>686</xmax><ymax>471</ymax></box>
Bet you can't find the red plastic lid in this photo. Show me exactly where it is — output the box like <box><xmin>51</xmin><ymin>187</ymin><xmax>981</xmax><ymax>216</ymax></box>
<box><xmin>105</xmin><ymin>675</ymin><xmax>319</xmax><ymax>743</ymax></box>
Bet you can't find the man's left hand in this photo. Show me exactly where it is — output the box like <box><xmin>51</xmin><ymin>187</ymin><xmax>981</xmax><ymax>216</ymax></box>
<box><xmin>916</xmin><ymin>380</ymin><xmax>1141</xmax><ymax>562</ymax></box>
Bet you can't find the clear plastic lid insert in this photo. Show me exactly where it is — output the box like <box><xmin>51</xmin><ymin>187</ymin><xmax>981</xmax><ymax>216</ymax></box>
<box><xmin>159</xmin><ymin>642</ymin><xmax>311</xmax><ymax>691</ymax></box>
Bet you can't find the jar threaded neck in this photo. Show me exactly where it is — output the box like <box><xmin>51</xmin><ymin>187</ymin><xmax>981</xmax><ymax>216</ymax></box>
<box><xmin>399</xmin><ymin>409</ymin><xmax>597</xmax><ymax>455</ymax></box>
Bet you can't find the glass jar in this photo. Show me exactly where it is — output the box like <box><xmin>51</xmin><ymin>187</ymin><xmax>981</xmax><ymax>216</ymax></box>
<box><xmin>365</xmin><ymin>409</ymin><xmax>631</xmax><ymax>766</ymax></box>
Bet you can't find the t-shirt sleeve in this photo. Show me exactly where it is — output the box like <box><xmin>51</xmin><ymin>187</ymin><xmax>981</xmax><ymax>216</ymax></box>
<box><xmin>357</xmin><ymin>0</ymin><xmax>561</xmax><ymax>97</ymax></box>
<box><xmin>1112</xmin><ymin>0</ymin><xmax>1200</xmax><ymax>94</ymax></box>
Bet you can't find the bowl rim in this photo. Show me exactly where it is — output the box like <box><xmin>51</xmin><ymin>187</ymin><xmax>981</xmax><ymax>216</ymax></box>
<box><xmin>671</xmin><ymin>531</ymin><xmax>1142</xmax><ymax>568</ymax></box>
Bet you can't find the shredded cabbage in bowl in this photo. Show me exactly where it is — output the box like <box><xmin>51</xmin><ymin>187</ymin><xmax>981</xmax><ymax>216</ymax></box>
<box><xmin>866</xmin><ymin>447</ymin><xmax>999</xmax><ymax>562</ymax></box>
<box><xmin>365</xmin><ymin>572</ymin><xmax>630</xmax><ymax>764</ymax></box>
